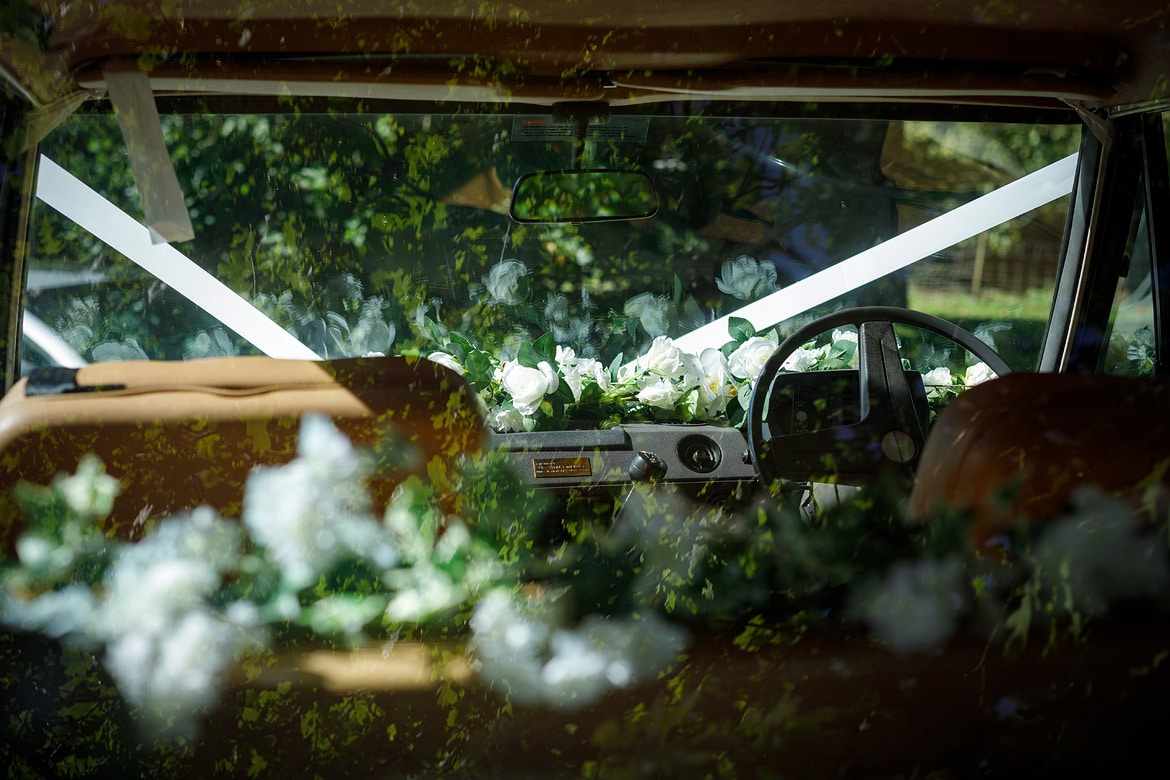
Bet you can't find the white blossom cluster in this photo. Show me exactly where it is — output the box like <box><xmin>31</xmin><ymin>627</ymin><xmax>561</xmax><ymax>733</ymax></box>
<box><xmin>3</xmin><ymin>504</ymin><xmax>262</xmax><ymax>737</ymax></box>
<box><xmin>921</xmin><ymin>362</ymin><xmax>996</xmax><ymax>400</ymax></box>
<box><xmin>850</xmin><ymin>485</ymin><xmax>1170</xmax><ymax>656</ymax></box>
<box><xmin>1033</xmin><ymin>486</ymin><xmax>1170</xmax><ymax>617</ymax></box>
<box><xmin>469</xmin><ymin>588</ymin><xmax>688</xmax><ymax>708</ymax></box>
<box><xmin>243</xmin><ymin>414</ymin><xmax>400</xmax><ymax>590</ymax></box>
<box><xmin>478</xmin><ymin>332</ymin><xmax>779</xmax><ymax>433</ymax></box>
<box><xmin>434</xmin><ymin>317</ymin><xmax>785</xmax><ymax>433</ymax></box>
<box><xmin>455</xmin><ymin>258</ymin><xmax>1022</xmax><ymax>434</ymax></box>
<box><xmin>848</xmin><ymin>555</ymin><xmax>967</xmax><ymax>655</ymax></box>
<box><xmin>2</xmin><ymin>416</ymin><xmax>410</xmax><ymax>738</ymax></box>
<box><xmin>616</xmin><ymin>334</ymin><xmax>776</xmax><ymax>418</ymax></box>
<box><xmin>100</xmin><ymin>512</ymin><xmax>263</xmax><ymax>736</ymax></box>
<box><xmin>381</xmin><ymin>485</ymin><xmax>505</xmax><ymax>624</ymax></box>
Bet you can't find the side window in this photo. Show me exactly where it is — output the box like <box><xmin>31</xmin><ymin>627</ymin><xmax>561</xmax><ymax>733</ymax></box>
<box><xmin>1103</xmin><ymin>207</ymin><xmax>1156</xmax><ymax>375</ymax></box>
<box><xmin>1101</xmin><ymin>114</ymin><xmax>1167</xmax><ymax>376</ymax></box>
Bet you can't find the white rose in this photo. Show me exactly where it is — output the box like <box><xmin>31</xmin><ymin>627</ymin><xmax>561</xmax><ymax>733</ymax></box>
<box><xmin>677</xmin><ymin>351</ymin><xmax>704</xmax><ymax>392</ymax></box>
<box><xmin>556</xmin><ymin>345</ymin><xmax>582</xmax><ymax>401</ymax></box>
<box><xmin>500</xmin><ymin>361</ymin><xmax>559</xmax><ymax>416</ymax></box>
<box><xmin>487</xmin><ymin>405</ymin><xmax>526</xmax><ymax>433</ymax></box>
<box><xmin>831</xmin><ymin>328</ymin><xmax>858</xmax><ymax>347</ymax></box>
<box><xmin>484</xmin><ymin>259</ymin><xmax>528</xmax><ymax>305</ymax></box>
<box><xmin>583</xmin><ymin>358</ymin><xmax>609</xmax><ymax>392</ymax></box>
<box><xmin>615</xmin><ymin>361</ymin><xmax>642</xmax><ymax>386</ymax></box>
<box><xmin>728</xmin><ymin>336</ymin><xmax>778</xmax><ymax>381</ymax></box>
<box><xmin>555</xmin><ymin>344</ymin><xmax>578</xmax><ymax>365</ymax></box>
<box><xmin>624</xmin><ymin>292</ymin><xmax>670</xmax><ymax>338</ymax></box>
<box><xmin>921</xmin><ymin>366</ymin><xmax>952</xmax><ymax>398</ymax></box>
<box><xmin>716</xmin><ymin>255</ymin><xmax>778</xmax><ymax>301</ymax></box>
<box><xmin>637</xmin><ymin>378</ymin><xmax>682</xmax><ymax>409</ymax></box>
<box><xmin>427</xmin><ymin>351</ymin><xmax>465</xmax><ymax>375</ymax></box>
<box><xmin>781</xmin><ymin>343</ymin><xmax>828</xmax><ymax>372</ymax></box>
<box><xmin>560</xmin><ymin>363</ymin><xmax>585</xmax><ymax>402</ymax></box>
<box><xmin>697</xmin><ymin>348</ymin><xmax>734</xmax><ymax>415</ymax></box>
<box><xmin>830</xmin><ymin>328</ymin><xmax>859</xmax><ymax>367</ymax></box>
<box><xmin>558</xmin><ymin>346</ymin><xmax>609</xmax><ymax>402</ymax></box>
<box><xmin>963</xmin><ymin>362</ymin><xmax>995</xmax><ymax>387</ymax></box>
<box><xmin>641</xmin><ymin>336</ymin><xmax>684</xmax><ymax>377</ymax></box>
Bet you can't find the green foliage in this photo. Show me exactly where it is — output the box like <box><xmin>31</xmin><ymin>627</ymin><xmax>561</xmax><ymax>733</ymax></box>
<box><xmin>0</xmin><ymin>0</ymin><xmax>50</xmax><ymax>49</ymax></box>
<box><xmin>4</xmin><ymin>414</ymin><xmax>1170</xmax><ymax>773</ymax></box>
<box><xmin>1104</xmin><ymin>324</ymin><xmax>1156</xmax><ymax>376</ymax></box>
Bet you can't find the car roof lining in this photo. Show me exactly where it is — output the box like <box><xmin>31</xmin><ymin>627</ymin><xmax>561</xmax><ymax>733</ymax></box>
<box><xmin>64</xmin><ymin>57</ymin><xmax>1113</xmax><ymax>112</ymax></box>
<box><xmin>16</xmin><ymin>54</ymin><xmax>1092</xmax><ymax>156</ymax></box>
<box><xmin>3</xmin><ymin>1</ymin><xmax>1169</xmax><ymax>112</ymax></box>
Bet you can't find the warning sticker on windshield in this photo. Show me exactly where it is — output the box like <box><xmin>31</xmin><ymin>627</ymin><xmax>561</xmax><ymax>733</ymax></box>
<box><xmin>532</xmin><ymin>456</ymin><xmax>592</xmax><ymax>479</ymax></box>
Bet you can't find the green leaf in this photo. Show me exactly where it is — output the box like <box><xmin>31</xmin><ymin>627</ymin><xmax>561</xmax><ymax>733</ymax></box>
<box><xmin>608</xmin><ymin>351</ymin><xmax>626</xmax><ymax>376</ymax></box>
<box><xmin>578</xmin><ymin>381</ymin><xmax>604</xmax><ymax>405</ymax></box>
<box><xmin>246</xmin><ymin>750</ymin><xmax>270</xmax><ymax>779</ymax></box>
<box><xmin>448</xmin><ymin>332</ymin><xmax>475</xmax><ymax>353</ymax></box>
<box><xmin>534</xmin><ymin>333</ymin><xmax>557</xmax><ymax>362</ymax></box>
<box><xmin>679</xmin><ymin>387</ymin><xmax>699</xmax><ymax>420</ymax></box>
<box><xmin>517</xmin><ymin>342</ymin><xmax>540</xmax><ymax>368</ymax></box>
<box><xmin>728</xmin><ymin>316</ymin><xmax>756</xmax><ymax>342</ymax></box>
<box><xmin>543</xmin><ymin>393</ymin><xmax>566</xmax><ymax>423</ymax></box>
<box><xmin>728</xmin><ymin>404</ymin><xmax>747</xmax><ymax>429</ymax></box>
<box><xmin>423</xmin><ymin>317</ymin><xmax>446</xmax><ymax>344</ymax></box>
<box><xmin>464</xmin><ymin>350</ymin><xmax>493</xmax><ymax>380</ymax></box>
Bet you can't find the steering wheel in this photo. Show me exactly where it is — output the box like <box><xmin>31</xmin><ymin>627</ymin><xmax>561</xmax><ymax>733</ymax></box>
<box><xmin>747</xmin><ymin>306</ymin><xmax>1012</xmax><ymax>487</ymax></box>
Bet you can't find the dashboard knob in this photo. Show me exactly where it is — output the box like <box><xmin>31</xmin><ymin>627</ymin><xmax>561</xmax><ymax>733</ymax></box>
<box><xmin>628</xmin><ymin>451</ymin><xmax>667</xmax><ymax>482</ymax></box>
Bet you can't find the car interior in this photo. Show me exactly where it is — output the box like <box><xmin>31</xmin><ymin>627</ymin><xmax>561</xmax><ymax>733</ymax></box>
<box><xmin>1</xmin><ymin>1</ymin><xmax>1169</xmax><ymax>776</ymax></box>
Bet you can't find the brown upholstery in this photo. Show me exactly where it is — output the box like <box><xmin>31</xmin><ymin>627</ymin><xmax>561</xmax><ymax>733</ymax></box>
<box><xmin>0</xmin><ymin>355</ymin><xmax>485</xmax><ymax>551</ymax></box>
<box><xmin>910</xmin><ymin>372</ymin><xmax>1170</xmax><ymax>548</ymax></box>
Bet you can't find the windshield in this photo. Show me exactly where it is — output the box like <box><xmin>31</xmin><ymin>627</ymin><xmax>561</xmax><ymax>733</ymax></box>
<box><xmin>23</xmin><ymin>100</ymin><xmax>1080</xmax><ymax>426</ymax></box>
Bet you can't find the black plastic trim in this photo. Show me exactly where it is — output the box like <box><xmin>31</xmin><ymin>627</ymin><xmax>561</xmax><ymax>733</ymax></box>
<box><xmin>1140</xmin><ymin>113</ymin><xmax>1170</xmax><ymax>376</ymax></box>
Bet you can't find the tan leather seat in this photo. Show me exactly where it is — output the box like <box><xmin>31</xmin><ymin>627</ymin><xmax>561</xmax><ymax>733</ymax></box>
<box><xmin>910</xmin><ymin>372</ymin><xmax>1170</xmax><ymax>550</ymax></box>
<box><xmin>0</xmin><ymin>355</ymin><xmax>485</xmax><ymax>552</ymax></box>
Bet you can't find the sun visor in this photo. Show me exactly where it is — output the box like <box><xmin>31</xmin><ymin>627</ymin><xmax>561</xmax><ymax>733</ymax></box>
<box><xmin>102</xmin><ymin>61</ymin><xmax>195</xmax><ymax>244</ymax></box>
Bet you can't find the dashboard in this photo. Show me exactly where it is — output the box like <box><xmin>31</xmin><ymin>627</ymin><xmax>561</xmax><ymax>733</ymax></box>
<box><xmin>492</xmin><ymin>423</ymin><xmax>758</xmax><ymax>495</ymax></box>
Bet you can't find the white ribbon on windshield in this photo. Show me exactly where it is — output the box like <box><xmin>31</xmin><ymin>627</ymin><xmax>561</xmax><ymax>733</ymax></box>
<box><xmin>673</xmin><ymin>152</ymin><xmax>1080</xmax><ymax>353</ymax></box>
<box><xmin>35</xmin><ymin>155</ymin><xmax>322</xmax><ymax>360</ymax></box>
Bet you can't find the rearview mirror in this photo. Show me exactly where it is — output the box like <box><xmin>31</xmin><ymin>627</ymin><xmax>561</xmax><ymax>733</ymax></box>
<box><xmin>509</xmin><ymin>170</ymin><xmax>657</xmax><ymax>223</ymax></box>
